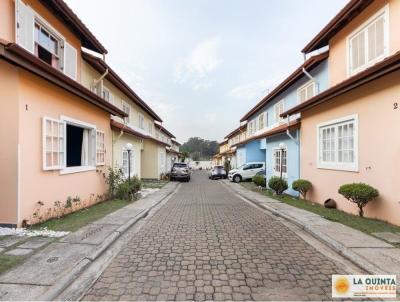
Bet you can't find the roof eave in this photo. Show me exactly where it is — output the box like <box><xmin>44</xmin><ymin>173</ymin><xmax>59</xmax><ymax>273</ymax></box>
<box><xmin>281</xmin><ymin>52</ymin><xmax>400</xmax><ymax>117</ymax></box>
<box><xmin>239</xmin><ymin>51</ymin><xmax>329</xmax><ymax>122</ymax></box>
<box><xmin>302</xmin><ymin>0</ymin><xmax>374</xmax><ymax>54</ymax></box>
<box><xmin>1</xmin><ymin>43</ymin><xmax>126</xmax><ymax>117</ymax></box>
<box><xmin>82</xmin><ymin>52</ymin><xmax>163</xmax><ymax>122</ymax></box>
<box><xmin>39</xmin><ymin>0</ymin><xmax>108</xmax><ymax>54</ymax></box>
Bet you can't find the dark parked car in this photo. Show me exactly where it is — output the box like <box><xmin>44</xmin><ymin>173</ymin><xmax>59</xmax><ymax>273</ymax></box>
<box><xmin>170</xmin><ymin>163</ymin><xmax>191</xmax><ymax>182</ymax></box>
<box><xmin>209</xmin><ymin>166</ymin><xmax>227</xmax><ymax>180</ymax></box>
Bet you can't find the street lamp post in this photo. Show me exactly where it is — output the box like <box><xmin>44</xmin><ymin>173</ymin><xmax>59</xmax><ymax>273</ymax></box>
<box><xmin>278</xmin><ymin>143</ymin><xmax>285</xmax><ymax>180</ymax></box>
<box><xmin>126</xmin><ymin>143</ymin><xmax>133</xmax><ymax>183</ymax></box>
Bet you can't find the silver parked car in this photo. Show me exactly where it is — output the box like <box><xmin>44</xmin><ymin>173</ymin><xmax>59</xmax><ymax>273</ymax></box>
<box><xmin>208</xmin><ymin>165</ymin><xmax>227</xmax><ymax>180</ymax></box>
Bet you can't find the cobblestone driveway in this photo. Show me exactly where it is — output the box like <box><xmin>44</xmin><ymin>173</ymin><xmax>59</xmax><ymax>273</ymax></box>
<box><xmin>84</xmin><ymin>172</ymin><xmax>346</xmax><ymax>301</ymax></box>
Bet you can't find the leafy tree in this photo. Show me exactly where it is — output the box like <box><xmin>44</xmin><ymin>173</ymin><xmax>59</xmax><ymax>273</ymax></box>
<box><xmin>181</xmin><ymin>137</ymin><xmax>219</xmax><ymax>160</ymax></box>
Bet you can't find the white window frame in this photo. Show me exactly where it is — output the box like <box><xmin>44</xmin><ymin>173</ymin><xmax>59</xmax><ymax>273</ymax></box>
<box><xmin>347</xmin><ymin>5</ymin><xmax>389</xmax><ymax>76</ymax></box>
<box><xmin>316</xmin><ymin>114</ymin><xmax>359</xmax><ymax>172</ymax></box>
<box><xmin>59</xmin><ymin>115</ymin><xmax>97</xmax><ymax>175</ymax></box>
<box><xmin>138</xmin><ymin>113</ymin><xmax>144</xmax><ymax>129</ymax></box>
<box><xmin>96</xmin><ymin>130</ymin><xmax>105</xmax><ymax>166</ymax></box>
<box><xmin>258</xmin><ymin>112</ymin><xmax>265</xmax><ymax>130</ymax></box>
<box><xmin>42</xmin><ymin>117</ymin><xmax>65</xmax><ymax>171</ymax></box>
<box><xmin>15</xmin><ymin>1</ymin><xmax>79</xmax><ymax>79</ymax></box>
<box><xmin>122</xmin><ymin>101</ymin><xmax>131</xmax><ymax>124</ymax></box>
<box><xmin>122</xmin><ymin>149</ymin><xmax>134</xmax><ymax>178</ymax></box>
<box><xmin>274</xmin><ymin>99</ymin><xmax>285</xmax><ymax>125</ymax></box>
<box><xmin>273</xmin><ymin>146</ymin><xmax>287</xmax><ymax>178</ymax></box>
<box><xmin>148</xmin><ymin>122</ymin><xmax>153</xmax><ymax>136</ymax></box>
<box><xmin>102</xmin><ymin>86</ymin><xmax>114</xmax><ymax>104</ymax></box>
<box><xmin>297</xmin><ymin>80</ymin><xmax>316</xmax><ymax>103</ymax></box>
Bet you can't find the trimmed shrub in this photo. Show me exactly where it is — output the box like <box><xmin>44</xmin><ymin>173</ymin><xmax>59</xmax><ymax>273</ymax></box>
<box><xmin>338</xmin><ymin>183</ymin><xmax>379</xmax><ymax>217</ymax></box>
<box><xmin>268</xmin><ymin>176</ymin><xmax>288</xmax><ymax>195</ymax></box>
<box><xmin>252</xmin><ymin>175</ymin><xmax>266</xmax><ymax>187</ymax></box>
<box><xmin>292</xmin><ymin>179</ymin><xmax>312</xmax><ymax>199</ymax></box>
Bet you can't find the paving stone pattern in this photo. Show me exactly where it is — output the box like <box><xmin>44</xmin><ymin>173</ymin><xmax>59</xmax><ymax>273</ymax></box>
<box><xmin>84</xmin><ymin>173</ymin><xmax>346</xmax><ymax>301</ymax></box>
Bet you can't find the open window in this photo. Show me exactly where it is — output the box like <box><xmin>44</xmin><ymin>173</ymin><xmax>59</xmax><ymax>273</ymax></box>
<box><xmin>43</xmin><ymin>116</ymin><xmax>104</xmax><ymax>173</ymax></box>
<box><xmin>15</xmin><ymin>0</ymin><xmax>77</xmax><ymax>79</ymax></box>
<box><xmin>34</xmin><ymin>21</ymin><xmax>62</xmax><ymax>69</ymax></box>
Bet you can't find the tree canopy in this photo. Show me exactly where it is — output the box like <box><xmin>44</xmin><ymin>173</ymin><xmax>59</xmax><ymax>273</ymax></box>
<box><xmin>180</xmin><ymin>137</ymin><xmax>219</xmax><ymax>160</ymax></box>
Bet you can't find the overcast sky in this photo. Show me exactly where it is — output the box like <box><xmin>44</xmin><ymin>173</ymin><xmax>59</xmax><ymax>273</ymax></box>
<box><xmin>66</xmin><ymin>0</ymin><xmax>348</xmax><ymax>143</ymax></box>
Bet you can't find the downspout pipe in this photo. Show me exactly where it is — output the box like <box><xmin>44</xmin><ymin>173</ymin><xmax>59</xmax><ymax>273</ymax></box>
<box><xmin>285</xmin><ymin>115</ymin><xmax>299</xmax><ymax>145</ymax></box>
<box><xmin>302</xmin><ymin>67</ymin><xmax>319</xmax><ymax>94</ymax></box>
<box><xmin>94</xmin><ymin>68</ymin><xmax>108</xmax><ymax>85</ymax></box>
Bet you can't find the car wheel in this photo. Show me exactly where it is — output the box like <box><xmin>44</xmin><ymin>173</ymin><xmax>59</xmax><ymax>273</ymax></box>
<box><xmin>233</xmin><ymin>175</ymin><xmax>241</xmax><ymax>183</ymax></box>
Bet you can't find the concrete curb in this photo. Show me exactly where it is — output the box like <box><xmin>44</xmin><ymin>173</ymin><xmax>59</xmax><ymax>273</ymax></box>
<box><xmin>38</xmin><ymin>182</ymin><xmax>179</xmax><ymax>301</ymax></box>
<box><xmin>221</xmin><ymin>181</ymin><xmax>386</xmax><ymax>275</ymax></box>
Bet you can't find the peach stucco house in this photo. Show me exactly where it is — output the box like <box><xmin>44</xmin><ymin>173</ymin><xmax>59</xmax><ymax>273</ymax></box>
<box><xmin>282</xmin><ymin>0</ymin><xmax>400</xmax><ymax>225</ymax></box>
<box><xmin>0</xmin><ymin>0</ymin><xmax>127</xmax><ymax>227</ymax></box>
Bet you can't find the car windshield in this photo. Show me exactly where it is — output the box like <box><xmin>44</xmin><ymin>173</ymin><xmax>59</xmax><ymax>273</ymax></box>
<box><xmin>214</xmin><ymin>166</ymin><xmax>224</xmax><ymax>170</ymax></box>
<box><xmin>237</xmin><ymin>164</ymin><xmax>246</xmax><ymax>169</ymax></box>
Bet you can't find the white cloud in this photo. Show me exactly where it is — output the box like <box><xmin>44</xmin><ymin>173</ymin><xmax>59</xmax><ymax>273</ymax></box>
<box><xmin>228</xmin><ymin>75</ymin><xmax>285</xmax><ymax>101</ymax></box>
<box><xmin>173</xmin><ymin>36</ymin><xmax>222</xmax><ymax>89</ymax></box>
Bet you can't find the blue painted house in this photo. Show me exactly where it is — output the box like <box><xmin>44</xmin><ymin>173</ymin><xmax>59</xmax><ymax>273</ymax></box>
<box><xmin>235</xmin><ymin>51</ymin><xmax>329</xmax><ymax>196</ymax></box>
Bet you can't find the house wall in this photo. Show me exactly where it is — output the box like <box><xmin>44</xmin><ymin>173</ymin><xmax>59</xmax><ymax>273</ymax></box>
<box><xmin>0</xmin><ymin>61</ymin><xmax>20</xmax><ymax>226</ymax></box>
<box><xmin>81</xmin><ymin>61</ymin><xmax>155</xmax><ymax>135</ymax></box>
<box><xmin>112</xmin><ymin>131</ymin><xmax>143</xmax><ymax>179</ymax></box>
<box><xmin>141</xmin><ymin>139</ymin><xmax>162</xmax><ymax>179</ymax></box>
<box><xmin>300</xmin><ymin>70</ymin><xmax>400</xmax><ymax>225</ymax></box>
<box><xmin>236</xmin><ymin>146</ymin><xmax>246</xmax><ymax>167</ymax></box>
<box><xmin>245</xmin><ymin>140</ymin><xmax>265</xmax><ymax>163</ymax></box>
<box><xmin>328</xmin><ymin>0</ymin><xmax>400</xmax><ymax>86</ymax></box>
<box><xmin>0</xmin><ymin>0</ymin><xmax>83</xmax><ymax>82</ymax></box>
<box><xmin>265</xmin><ymin>131</ymin><xmax>300</xmax><ymax>196</ymax></box>
<box><xmin>264</xmin><ymin>61</ymin><xmax>329</xmax><ymax>128</ymax></box>
<box><xmin>17</xmin><ymin>68</ymin><xmax>112</xmax><ymax>226</ymax></box>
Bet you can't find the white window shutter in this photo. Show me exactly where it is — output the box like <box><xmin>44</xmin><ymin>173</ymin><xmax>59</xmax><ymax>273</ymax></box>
<box><xmin>64</xmin><ymin>42</ymin><xmax>77</xmax><ymax>80</ymax></box>
<box><xmin>16</xmin><ymin>0</ymin><xmax>35</xmax><ymax>54</ymax></box>
<box><xmin>42</xmin><ymin>117</ymin><xmax>65</xmax><ymax>170</ymax></box>
<box><xmin>90</xmin><ymin>129</ymin><xmax>96</xmax><ymax>166</ymax></box>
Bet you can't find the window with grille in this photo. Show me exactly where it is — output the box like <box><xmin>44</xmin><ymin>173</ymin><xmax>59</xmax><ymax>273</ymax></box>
<box><xmin>274</xmin><ymin>149</ymin><xmax>287</xmax><ymax>175</ymax></box>
<box><xmin>122</xmin><ymin>149</ymin><xmax>134</xmax><ymax>177</ymax></box>
<box><xmin>348</xmin><ymin>7</ymin><xmax>388</xmax><ymax>75</ymax></box>
<box><xmin>318</xmin><ymin>115</ymin><xmax>358</xmax><ymax>171</ymax></box>
<box><xmin>43</xmin><ymin>118</ymin><xmax>65</xmax><ymax>170</ymax></box>
<box><xmin>96</xmin><ymin>131</ymin><xmax>105</xmax><ymax>165</ymax></box>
